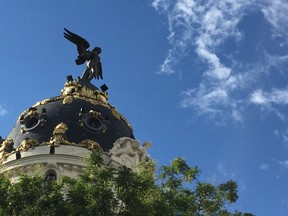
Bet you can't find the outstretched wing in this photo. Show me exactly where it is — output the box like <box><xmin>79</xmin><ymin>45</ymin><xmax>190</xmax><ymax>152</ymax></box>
<box><xmin>64</xmin><ymin>28</ymin><xmax>90</xmax><ymax>56</ymax></box>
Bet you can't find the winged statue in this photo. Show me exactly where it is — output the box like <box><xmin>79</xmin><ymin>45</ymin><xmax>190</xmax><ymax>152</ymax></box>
<box><xmin>64</xmin><ymin>28</ymin><xmax>103</xmax><ymax>82</ymax></box>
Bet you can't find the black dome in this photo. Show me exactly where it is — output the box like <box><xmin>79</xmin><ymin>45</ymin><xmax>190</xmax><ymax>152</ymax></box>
<box><xmin>7</xmin><ymin>80</ymin><xmax>134</xmax><ymax>151</ymax></box>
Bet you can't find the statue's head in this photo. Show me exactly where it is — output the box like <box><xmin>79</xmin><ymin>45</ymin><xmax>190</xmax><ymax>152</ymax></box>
<box><xmin>93</xmin><ymin>47</ymin><xmax>102</xmax><ymax>54</ymax></box>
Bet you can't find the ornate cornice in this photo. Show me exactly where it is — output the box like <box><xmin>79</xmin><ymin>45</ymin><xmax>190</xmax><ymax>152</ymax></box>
<box><xmin>0</xmin><ymin>123</ymin><xmax>102</xmax><ymax>164</ymax></box>
<box><xmin>48</xmin><ymin>123</ymin><xmax>101</xmax><ymax>150</ymax></box>
<box><xmin>17</xmin><ymin>138</ymin><xmax>38</xmax><ymax>152</ymax></box>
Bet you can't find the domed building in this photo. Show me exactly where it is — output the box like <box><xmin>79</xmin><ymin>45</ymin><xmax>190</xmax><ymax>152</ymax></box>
<box><xmin>0</xmin><ymin>76</ymin><xmax>151</xmax><ymax>181</ymax></box>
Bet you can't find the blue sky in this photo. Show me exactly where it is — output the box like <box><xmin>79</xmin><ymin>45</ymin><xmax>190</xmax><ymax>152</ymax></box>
<box><xmin>1</xmin><ymin>0</ymin><xmax>288</xmax><ymax>215</ymax></box>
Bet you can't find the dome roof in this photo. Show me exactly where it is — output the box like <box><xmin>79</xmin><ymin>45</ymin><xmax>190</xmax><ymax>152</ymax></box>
<box><xmin>7</xmin><ymin>79</ymin><xmax>134</xmax><ymax>152</ymax></box>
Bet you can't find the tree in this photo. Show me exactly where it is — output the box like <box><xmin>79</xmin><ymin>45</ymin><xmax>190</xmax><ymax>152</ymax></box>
<box><xmin>0</xmin><ymin>151</ymin><xmax>254</xmax><ymax>216</ymax></box>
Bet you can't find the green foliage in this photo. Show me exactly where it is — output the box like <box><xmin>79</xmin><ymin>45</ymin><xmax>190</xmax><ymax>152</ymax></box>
<box><xmin>0</xmin><ymin>175</ymin><xmax>67</xmax><ymax>216</ymax></box>
<box><xmin>0</xmin><ymin>152</ymin><xmax>253</xmax><ymax>216</ymax></box>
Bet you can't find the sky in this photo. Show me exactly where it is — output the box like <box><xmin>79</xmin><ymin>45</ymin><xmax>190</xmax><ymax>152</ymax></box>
<box><xmin>0</xmin><ymin>0</ymin><xmax>288</xmax><ymax>215</ymax></box>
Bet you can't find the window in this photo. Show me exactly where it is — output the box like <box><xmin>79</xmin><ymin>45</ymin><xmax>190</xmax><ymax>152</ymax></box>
<box><xmin>44</xmin><ymin>169</ymin><xmax>57</xmax><ymax>181</ymax></box>
<box><xmin>20</xmin><ymin>108</ymin><xmax>47</xmax><ymax>132</ymax></box>
<box><xmin>86</xmin><ymin>117</ymin><xmax>102</xmax><ymax>130</ymax></box>
<box><xmin>79</xmin><ymin>108</ymin><xmax>109</xmax><ymax>133</ymax></box>
<box><xmin>25</xmin><ymin>117</ymin><xmax>40</xmax><ymax>129</ymax></box>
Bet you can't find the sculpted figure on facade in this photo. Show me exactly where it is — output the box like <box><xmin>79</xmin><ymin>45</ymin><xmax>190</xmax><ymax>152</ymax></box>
<box><xmin>110</xmin><ymin>138</ymin><xmax>151</xmax><ymax>168</ymax></box>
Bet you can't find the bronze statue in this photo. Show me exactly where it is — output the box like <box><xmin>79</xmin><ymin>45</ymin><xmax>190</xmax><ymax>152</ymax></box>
<box><xmin>64</xmin><ymin>28</ymin><xmax>103</xmax><ymax>82</ymax></box>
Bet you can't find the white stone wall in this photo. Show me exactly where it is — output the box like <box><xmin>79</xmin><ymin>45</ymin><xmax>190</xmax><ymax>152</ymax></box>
<box><xmin>0</xmin><ymin>137</ymin><xmax>151</xmax><ymax>181</ymax></box>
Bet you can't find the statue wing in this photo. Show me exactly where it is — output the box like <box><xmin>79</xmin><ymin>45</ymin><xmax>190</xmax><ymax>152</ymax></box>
<box><xmin>64</xmin><ymin>28</ymin><xmax>90</xmax><ymax>56</ymax></box>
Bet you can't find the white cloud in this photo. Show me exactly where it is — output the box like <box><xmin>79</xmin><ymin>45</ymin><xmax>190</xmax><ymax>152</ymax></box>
<box><xmin>214</xmin><ymin>162</ymin><xmax>247</xmax><ymax>191</ymax></box>
<box><xmin>157</xmin><ymin>49</ymin><xmax>174</xmax><ymax>74</ymax></box>
<box><xmin>250</xmin><ymin>90</ymin><xmax>268</xmax><ymax>105</ymax></box>
<box><xmin>180</xmin><ymin>72</ymin><xmax>251</xmax><ymax>123</ymax></box>
<box><xmin>279</xmin><ymin>160</ymin><xmax>288</xmax><ymax>168</ymax></box>
<box><xmin>232</xmin><ymin>109</ymin><xmax>243</xmax><ymax>123</ymax></box>
<box><xmin>152</xmin><ymin>0</ymin><xmax>170</xmax><ymax>11</ymax></box>
<box><xmin>181</xmin><ymin>85</ymin><xmax>229</xmax><ymax>120</ymax></box>
<box><xmin>260</xmin><ymin>163</ymin><xmax>269</xmax><ymax>170</ymax></box>
<box><xmin>152</xmin><ymin>0</ymin><xmax>288</xmax><ymax>123</ymax></box>
<box><xmin>274</xmin><ymin>129</ymin><xmax>280</xmax><ymax>137</ymax></box>
<box><xmin>0</xmin><ymin>105</ymin><xmax>7</xmax><ymax>116</ymax></box>
<box><xmin>261</xmin><ymin>0</ymin><xmax>288</xmax><ymax>33</ymax></box>
<box><xmin>217</xmin><ymin>162</ymin><xmax>236</xmax><ymax>179</ymax></box>
<box><xmin>271</xmin><ymin>89</ymin><xmax>288</xmax><ymax>104</ymax></box>
<box><xmin>195</xmin><ymin>43</ymin><xmax>231</xmax><ymax>80</ymax></box>
<box><xmin>153</xmin><ymin>0</ymin><xmax>248</xmax><ymax>76</ymax></box>
<box><xmin>272</xmin><ymin>129</ymin><xmax>288</xmax><ymax>148</ymax></box>
<box><xmin>280</xmin><ymin>129</ymin><xmax>288</xmax><ymax>148</ymax></box>
<box><xmin>250</xmin><ymin>88</ymin><xmax>288</xmax><ymax>106</ymax></box>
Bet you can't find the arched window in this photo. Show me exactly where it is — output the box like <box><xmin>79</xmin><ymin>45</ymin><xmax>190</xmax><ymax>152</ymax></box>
<box><xmin>44</xmin><ymin>169</ymin><xmax>57</xmax><ymax>181</ymax></box>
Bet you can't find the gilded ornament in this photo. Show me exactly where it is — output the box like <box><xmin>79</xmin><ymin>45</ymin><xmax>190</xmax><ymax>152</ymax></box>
<box><xmin>50</xmin><ymin>122</ymin><xmax>69</xmax><ymax>146</ymax></box>
<box><xmin>62</xmin><ymin>81</ymin><xmax>108</xmax><ymax>103</ymax></box>
<box><xmin>0</xmin><ymin>138</ymin><xmax>14</xmax><ymax>153</ymax></box>
<box><xmin>17</xmin><ymin>138</ymin><xmax>38</xmax><ymax>152</ymax></box>
<box><xmin>27</xmin><ymin>108</ymin><xmax>37</xmax><ymax>118</ymax></box>
<box><xmin>63</xmin><ymin>95</ymin><xmax>74</xmax><ymax>104</ymax></box>
<box><xmin>89</xmin><ymin>109</ymin><xmax>100</xmax><ymax>118</ymax></box>
<box><xmin>53</xmin><ymin>122</ymin><xmax>68</xmax><ymax>135</ymax></box>
<box><xmin>48</xmin><ymin>123</ymin><xmax>104</xmax><ymax>152</ymax></box>
<box><xmin>0</xmin><ymin>138</ymin><xmax>15</xmax><ymax>163</ymax></box>
<box><xmin>19</xmin><ymin>107</ymin><xmax>47</xmax><ymax>133</ymax></box>
<box><xmin>79</xmin><ymin>139</ymin><xmax>100</xmax><ymax>150</ymax></box>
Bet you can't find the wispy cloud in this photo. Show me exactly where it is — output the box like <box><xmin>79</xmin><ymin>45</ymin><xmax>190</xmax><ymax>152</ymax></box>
<box><xmin>250</xmin><ymin>88</ymin><xmax>288</xmax><ymax>106</ymax></box>
<box><xmin>0</xmin><ymin>105</ymin><xmax>7</xmax><ymax>116</ymax></box>
<box><xmin>217</xmin><ymin>162</ymin><xmax>236</xmax><ymax>179</ymax></box>
<box><xmin>152</xmin><ymin>0</ymin><xmax>288</xmax><ymax>123</ymax></box>
<box><xmin>282</xmin><ymin>130</ymin><xmax>288</xmax><ymax>148</ymax></box>
<box><xmin>249</xmin><ymin>88</ymin><xmax>288</xmax><ymax>122</ymax></box>
<box><xmin>260</xmin><ymin>163</ymin><xmax>269</xmax><ymax>170</ymax></box>
<box><xmin>215</xmin><ymin>162</ymin><xmax>247</xmax><ymax>191</ymax></box>
<box><xmin>273</xmin><ymin>129</ymin><xmax>288</xmax><ymax>149</ymax></box>
<box><xmin>152</xmin><ymin>0</ymin><xmax>248</xmax><ymax>76</ymax></box>
<box><xmin>279</xmin><ymin>160</ymin><xmax>288</xmax><ymax>168</ymax></box>
<box><xmin>260</xmin><ymin>0</ymin><xmax>288</xmax><ymax>34</ymax></box>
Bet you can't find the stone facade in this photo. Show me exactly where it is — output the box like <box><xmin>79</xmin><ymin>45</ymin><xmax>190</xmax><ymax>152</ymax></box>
<box><xmin>0</xmin><ymin>137</ymin><xmax>151</xmax><ymax>181</ymax></box>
